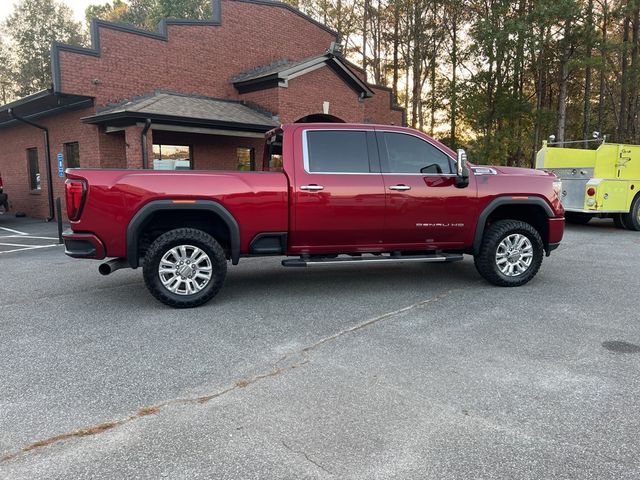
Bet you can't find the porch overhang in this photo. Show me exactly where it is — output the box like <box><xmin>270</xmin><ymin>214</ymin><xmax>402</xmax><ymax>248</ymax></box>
<box><xmin>232</xmin><ymin>53</ymin><xmax>374</xmax><ymax>98</ymax></box>
<box><xmin>0</xmin><ymin>90</ymin><xmax>94</xmax><ymax>129</ymax></box>
<box><xmin>82</xmin><ymin>91</ymin><xmax>279</xmax><ymax>135</ymax></box>
<box><xmin>84</xmin><ymin>111</ymin><xmax>278</xmax><ymax>134</ymax></box>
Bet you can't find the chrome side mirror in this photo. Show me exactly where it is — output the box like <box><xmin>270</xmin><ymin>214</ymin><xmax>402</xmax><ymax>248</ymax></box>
<box><xmin>456</xmin><ymin>149</ymin><xmax>467</xmax><ymax>177</ymax></box>
<box><xmin>455</xmin><ymin>148</ymin><xmax>469</xmax><ymax>188</ymax></box>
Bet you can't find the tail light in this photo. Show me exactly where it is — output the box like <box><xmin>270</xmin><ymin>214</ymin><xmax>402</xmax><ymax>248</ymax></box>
<box><xmin>65</xmin><ymin>179</ymin><xmax>86</xmax><ymax>220</ymax></box>
<box><xmin>586</xmin><ymin>187</ymin><xmax>596</xmax><ymax>196</ymax></box>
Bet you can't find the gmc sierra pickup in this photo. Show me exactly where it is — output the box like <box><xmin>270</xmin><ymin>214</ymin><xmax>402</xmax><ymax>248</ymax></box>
<box><xmin>63</xmin><ymin>123</ymin><xmax>565</xmax><ymax>307</ymax></box>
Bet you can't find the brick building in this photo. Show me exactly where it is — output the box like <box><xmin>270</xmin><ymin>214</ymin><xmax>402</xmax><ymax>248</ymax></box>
<box><xmin>0</xmin><ymin>0</ymin><xmax>403</xmax><ymax>219</ymax></box>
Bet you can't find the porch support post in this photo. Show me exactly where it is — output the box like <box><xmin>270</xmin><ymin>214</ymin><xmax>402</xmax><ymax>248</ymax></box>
<box><xmin>124</xmin><ymin>123</ymin><xmax>153</xmax><ymax>169</ymax></box>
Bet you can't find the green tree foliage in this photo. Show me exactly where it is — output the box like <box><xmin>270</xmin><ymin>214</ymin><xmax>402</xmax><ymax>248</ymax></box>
<box><xmin>86</xmin><ymin>0</ymin><xmax>211</xmax><ymax>29</ymax></box>
<box><xmin>293</xmin><ymin>0</ymin><xmax>640</xmax><ymax>165</ymax></box>
<box><xmin>3</xmin><ymin>0</ymin><xmax>640</xmax><ymax>166</ymax></box>
<box><xmin>0</xmin><ymin>36</ymin><xmax>16</xmax><ymax>104</ymax></box>
<box><xmin>4</xmin><ymin>0</ymin><xmax>84</xmax><ymax>97</ymax></box>
<box><xmin>85</xmin><ymin>0</ymin><xmax>131</xmax><ymax>24</ymax></box>
<box><xmin>148</xmin><ymin>0</ymin><xmax>212</xmax><ymax>25</ymax></box>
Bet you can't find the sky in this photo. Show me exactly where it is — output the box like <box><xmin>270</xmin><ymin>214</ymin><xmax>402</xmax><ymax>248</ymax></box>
<box><xmin>0</xmin><ymin>0</ymin><xmax>97</xmax><ymax>23</ymax></box>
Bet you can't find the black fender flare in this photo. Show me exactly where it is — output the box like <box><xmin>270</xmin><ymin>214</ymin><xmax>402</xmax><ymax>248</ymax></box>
<box><xmin>126</xmin><ymin>200</ymin><xmax>240</xmax><ymax>268</ymax></box>
<box><xmin>473</xmin><ymin>196</ymin><xmax>555</xmax><ymax>255</ymax></box>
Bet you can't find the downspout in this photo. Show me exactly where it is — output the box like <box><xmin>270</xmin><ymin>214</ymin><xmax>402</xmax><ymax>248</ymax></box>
<box><xmin>8</xmin><ymin>108</ymin><xmax>55</xmax><ymax>221</ymax></box>
<box><xmin>141</xmin><ymin>118</ymin><xmax>152</xmax><ymax>169</ymax></box>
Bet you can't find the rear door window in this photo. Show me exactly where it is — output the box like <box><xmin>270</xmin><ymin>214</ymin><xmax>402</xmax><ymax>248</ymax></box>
<box><xmin>305</xmin><ymin>130</ymin><xmax>371</xmax><ymax>173</ymax></box>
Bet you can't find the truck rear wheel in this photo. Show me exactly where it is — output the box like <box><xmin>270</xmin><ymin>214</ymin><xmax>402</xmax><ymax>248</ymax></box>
<box><xmin>474</xmin><ymin>220</ymin><xmax>544</xmax><ymax>287</ymax></box>
<box><xmin>143</xmin><ymin>228</ymin><xmax>227</xmax><ymax>308</ymax></box>
<box><xmin>621</xmin><ymin>195</ymin><xmax>640</xmax><ymax>231</ymax></box>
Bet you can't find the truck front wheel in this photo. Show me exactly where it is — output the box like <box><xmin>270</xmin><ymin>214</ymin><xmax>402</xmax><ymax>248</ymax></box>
<box><xmin>621</xmin><ymin>195</ymin><xmax>640</xmax><ymax>231</ymax></box>
<box><xmin>474</xmin><ymin>220</ymin><xmax>544</xmax><ymax>287</ymax></box>
<box><xmin>143</xmin><ymin>228</ymin><xmax>227</xmax><ymax>308</ymax></box>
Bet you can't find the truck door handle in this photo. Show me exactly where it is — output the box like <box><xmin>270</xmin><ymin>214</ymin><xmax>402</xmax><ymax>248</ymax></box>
<box><xmin>300</xmin><ymin>185</ymin><xmax>324</xmax><ymax>191</ymax></box>
<box><xmin>389</xmin><ymin>184</ymin><xmax>411</xmax><ymax>191</ymax></box>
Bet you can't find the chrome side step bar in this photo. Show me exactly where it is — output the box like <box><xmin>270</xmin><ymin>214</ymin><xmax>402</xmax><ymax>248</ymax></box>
<box><xmin>281</xmin><ymin>253</ymin><xmax>464</xmax><ymax>268</ymax></box>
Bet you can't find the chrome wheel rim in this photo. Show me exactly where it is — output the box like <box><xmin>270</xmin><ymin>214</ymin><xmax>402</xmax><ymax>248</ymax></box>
<box><xmin>495</xmin><ymin>234</ymin><xmax>533</xmax><ymax>277</ymax></box>
<box><xmin>158</xmin><ymin>245</ymin><xmax>212</xmax><ymax>295</ymax></box>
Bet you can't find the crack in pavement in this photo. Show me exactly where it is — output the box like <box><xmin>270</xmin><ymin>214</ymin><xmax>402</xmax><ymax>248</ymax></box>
<box><xmin>1</xmin><ymin>289</ymin><xmax>451</xmax><ymax>464</ymax></box>
<box><xmin>282</xmin><ymin>440</ymin><xmax>333</xmax><ymax>475</ymax></box>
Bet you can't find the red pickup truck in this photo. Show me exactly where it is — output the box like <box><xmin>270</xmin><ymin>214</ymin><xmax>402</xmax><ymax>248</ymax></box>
<box><xmin>63</xmin><ymin>123</ymin><xmax>564</xmax><ymax>307</ymax></box>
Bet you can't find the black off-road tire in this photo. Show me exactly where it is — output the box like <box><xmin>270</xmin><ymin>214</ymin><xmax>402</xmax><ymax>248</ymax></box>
<box><xmin>474</xmin><ymin>220</ymin><xmax>544</xmax><ymax>287</ymax></box>
<box><xmin>143</xmin><ymin>228</ymin><xmax>227</xmax><ymax>308</ymax></box>
<box><xmin>621</xmin><ymin>195</ymin><xmax>640</xmax><ymax>231</ymax></box>
<box><xmin>613</xmin><ymin>214</ymin><xmax>627</xmax><ymax>229</ymax></box>
<box><xmin>565</xmin><ymin>212</ymin><xmax>593</xmax><ymax>225</ymax></box>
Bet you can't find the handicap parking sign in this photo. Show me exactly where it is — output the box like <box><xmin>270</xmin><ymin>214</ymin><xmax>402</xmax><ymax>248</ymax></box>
<box><xmin>57</xmin><ymin>153</ymin><xmax>64</xmax><ymax>177</ymax></box>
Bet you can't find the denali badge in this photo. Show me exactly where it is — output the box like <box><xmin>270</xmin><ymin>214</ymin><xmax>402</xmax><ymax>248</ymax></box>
<box><xmin>416</xmin><ymin>223</ymin><xmax>465</xmax><ymax>228</ymax></box>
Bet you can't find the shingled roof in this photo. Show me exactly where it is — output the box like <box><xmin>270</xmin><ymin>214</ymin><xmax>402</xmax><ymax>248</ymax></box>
<box><xmin>82</xmin><ymin>91</ymin><xmax>279</xmax><ymax>132</ymax></box>
<box><xmin>232</xmin><ymin>53</ymin><xmax>374</xmax><ymax>97</ymax></box>
<box><xmin>231</xmin><ymin>56</ymin><xmax>324</xmax><ymax>83</ymax></box>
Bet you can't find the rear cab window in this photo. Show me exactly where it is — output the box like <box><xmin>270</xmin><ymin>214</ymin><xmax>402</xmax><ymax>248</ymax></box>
<box><xmin>304</xmin><ymin>130</ymin><xmax>377</xmax><ymax>173</ymax></box>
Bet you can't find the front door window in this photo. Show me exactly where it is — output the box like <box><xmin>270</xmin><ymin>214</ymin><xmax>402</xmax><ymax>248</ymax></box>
<box><xmin>382</xmin><ymin>132</ymin><xmax>454</xmax><ymax>175</ymax></box>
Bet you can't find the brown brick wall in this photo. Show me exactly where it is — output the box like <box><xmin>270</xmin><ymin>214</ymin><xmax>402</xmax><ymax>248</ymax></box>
<box><xmin>240</xmin><ymin>88</ymin><xmax>280</xmax><ymax>118</ymax></box>
<box><xmin>271</xmin><ymin>65</ymin><xmax>402</xmax><ymax>125</ymax></box>
<box><xmin>278</xmin><ymin>65</ymin><xmax>365</xmax><ymax>123</ymax></box>
<box><xmin>59</xmin><ymin>0</ymin><xmax>337</xmax><ymax>107</ymax></box>
<box><xmin>330</xmin><ymin>58</ymin><xmax>404</xmax><ymax>126</ymax></box>
<box><xmin>98</xmin><ymin>130</ymin><xmax>127</xmax><ymax>169</ymax></box>
<box><xmin>0</xmin><ymin>107</ymin><xmax>99</xmax><ymax>218</ymax></box>
<box><xmin>0</xmin><ymin>0</ymin><xmax>405</xmax><ymax>218</ymax></box>
<box><xmin>365</xmin><ymin>86</ymin><xmax>404</xmax><ymax>126</ymax></box>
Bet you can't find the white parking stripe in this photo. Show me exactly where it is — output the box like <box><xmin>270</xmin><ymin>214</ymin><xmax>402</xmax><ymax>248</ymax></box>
<box><xmin>0</xmin><ymin>226</ymin><xmax>28</xmax><ymax>235</ymax></box>
<box><xmin>0</xmin><ymin>235</ymin><xmax>60</xmax><ymax>240</ymax></box>
<box><xmin>0</xmin><ymin>244</ymin><xmax>60</xmax><ymax>254</ymax></box>
<box><xmin>0</xmin><ymin>242</ymin><xmax>42</xmax><ymax>247</ymax></box>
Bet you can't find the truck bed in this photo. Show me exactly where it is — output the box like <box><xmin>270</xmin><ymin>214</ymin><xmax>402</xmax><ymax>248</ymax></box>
<box><xmin>66</xmin><ymin>169</ymin><xmax>290</xmax><ymax>258</ymax></box>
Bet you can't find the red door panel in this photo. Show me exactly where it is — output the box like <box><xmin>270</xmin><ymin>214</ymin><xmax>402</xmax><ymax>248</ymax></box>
<box><xmin>382</xmin><ymin>174</ymin><xmax>477</xmax><ymax>248</ymax></box>
<box><xmin>376</xmin><ymin>128</ymin><xmax>478</xmax><ymax>249</ymax></box>
<box><xmin>292</xmin><ymin>176</ymin><xmax>386</xmax><ymax>249</ymax></box>
<box><xmin>289</xmin><ymin>127</ymin><xmax>386</xmax><ymax>252</ymax></box>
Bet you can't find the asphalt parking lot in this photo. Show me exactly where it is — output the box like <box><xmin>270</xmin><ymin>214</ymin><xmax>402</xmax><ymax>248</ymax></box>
<box><xmin>0</xmin><ymin>220</ymin><xmax>60</xmax><ymax>255</ymax></box>
<box><xmin>1</xmin><ymin>216</ymin><xmax>639</xmax><ymax>479</ymax></box>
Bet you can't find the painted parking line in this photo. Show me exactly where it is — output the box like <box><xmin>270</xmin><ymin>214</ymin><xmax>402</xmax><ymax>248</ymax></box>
<box><xmin>0</xmin><ymin>228</ymin><xmax>62</xmax><ymax>254</ymax></box>
<box><xmin>0</xmin><ymin>242</ymin><xmax>47</xmax><ymax>248</ymax></box>
<box><xmin>0</xmin><ymin>244</ymin><xmax>60</xmax><ymax>254</ymax></box>
<box><xmin>0</xmin><ymin>226</ymin><xmax>28</xmax><ymax>236</ymax></box>
<box><xmin>0</xmin><ymin>235</ymin><xmax>59</xmax><ymax>241</ymax></box>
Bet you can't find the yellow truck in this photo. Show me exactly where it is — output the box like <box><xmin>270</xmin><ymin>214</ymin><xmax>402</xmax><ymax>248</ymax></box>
<box><xmin>536</xmin><ymin>138</ymin><xmax>640</xmax><ymax>230</ymax></box>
